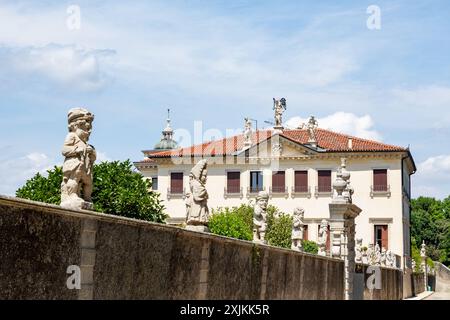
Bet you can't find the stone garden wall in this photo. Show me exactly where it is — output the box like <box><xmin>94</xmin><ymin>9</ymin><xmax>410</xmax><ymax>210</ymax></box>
<box><xmin>0</xmin><ymin>196</ymin><xmax>409</xmax><ymax>300</ymax></box>
<box><xmin>0</xmin><ymin>196</ymin><xmax>345</xmax><ymax>300</ymax></box>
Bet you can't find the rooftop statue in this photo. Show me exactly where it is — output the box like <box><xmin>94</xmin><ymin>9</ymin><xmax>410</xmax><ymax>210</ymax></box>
<box><xmin>60</xmin><ymin>108</ymin><xmax>96</xmax><ymax>210</ymax></box>
<box><xmin>273</xmin><ymin>98</ymin><xmax>286</xmax><ymax>128</ymax></box>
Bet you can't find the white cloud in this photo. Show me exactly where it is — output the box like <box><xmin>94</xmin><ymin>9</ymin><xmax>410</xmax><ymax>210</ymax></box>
<box><xmin>0</xmin><ymin>152</ymin><xmax>55</xmax><ymax>196</ymax></box>
<box><xmin>286</xmin><ymin>112</ymin><xmax>382</xmax><ymax>141</ymax></box>
<box><xmin>96</xmin><ymin>151</ymin><xmax>111</xmax><ymax>162</ymax></box>
<box><xmin>413</xmin><ymin>155</ymin><xmax>450</xmax><ymax>199</ymax></box>
<box><xmin>1</xmin><ymin>44</ymin><xmax>115</xmax><ymax>91</ymax></box>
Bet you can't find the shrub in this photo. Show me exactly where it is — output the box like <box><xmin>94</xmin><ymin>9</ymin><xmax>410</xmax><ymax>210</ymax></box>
<box><xmin>208</xmin><ymin>206</ymin><xmax>253</xmax><ymax>241</ymax></box>
<box><xmin>266</xmin><ymin>209</ymin><xmax>293</xmax><ymax>249</ymax></box>
<box><xmin>302</xmin><ymin>240</ymin><xmax>319</xmax><ymax>254</ymax></box>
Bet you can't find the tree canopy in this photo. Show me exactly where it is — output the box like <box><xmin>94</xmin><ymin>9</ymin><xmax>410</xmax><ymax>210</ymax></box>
<box><xmin>411</xmin><ymin>196</ymin><xmax>450</xmax><ymax>266</ymax></box>
<box><xmin>16</xmin><ymin>160</ymin><xmax>167</xmax><ymax>223</ymax></box>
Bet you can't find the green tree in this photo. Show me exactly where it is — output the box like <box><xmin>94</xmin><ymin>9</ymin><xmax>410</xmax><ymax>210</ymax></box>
<box><xmin>411</xmin><ymin>196</ymin><xmax>450</xmax><ymax>267</ymax></box>
<box><xmin>16</xmin><ymin>160</ymin><xmax>167</xmax><ymax>223</ymax></box>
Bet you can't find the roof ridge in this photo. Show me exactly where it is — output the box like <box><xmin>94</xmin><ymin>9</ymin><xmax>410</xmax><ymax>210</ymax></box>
<box><xmin>314</xmin><ymin>127</ymin><xmax>406</xmax><ymax>150</ymax></box>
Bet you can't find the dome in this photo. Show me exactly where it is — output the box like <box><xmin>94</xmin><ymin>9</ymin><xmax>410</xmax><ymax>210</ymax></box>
<box><xmin>153</xmin><ymin>109</ymin><xmax>179</xmax><ymax>150</ymax></box>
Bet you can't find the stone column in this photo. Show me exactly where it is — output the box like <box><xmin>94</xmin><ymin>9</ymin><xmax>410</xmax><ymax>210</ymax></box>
<box><xmin>328</xmin><ymin>158</ymin><xmax>362</xmax><ymax>300</ymax></box>
<box><xmin>329</xmin><ymin>202</ymin><xmax>361</xmax><ymax>300</ymax></box>
<box><xmin>420</xmin><ymin>241</ymin><xmax>428</xmax><ymax>292</ymax></box>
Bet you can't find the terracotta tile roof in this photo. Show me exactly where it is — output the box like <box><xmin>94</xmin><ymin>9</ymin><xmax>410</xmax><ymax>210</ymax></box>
<box><xmin>140</xmin><ymin>128</ymin><xmax>406</xmax><ymax>160</ymax></box>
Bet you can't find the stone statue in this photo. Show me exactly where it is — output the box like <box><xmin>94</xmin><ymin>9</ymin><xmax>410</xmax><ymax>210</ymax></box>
<box><xmin>318</xmin><ymin>219</ymin><xmax>328</xmax><ymax>256</ymax></box>
<box><xmin>273</xmin><ymin>98</ymin><xmax>286</xmax><ymax>128</ymax></box>
<box><xmin>385</xmin><ymin>250</ymin><xmax>395</xmax><ymax>268</ymax></box>
<box><xmin>243</xmin><ymin>118</ymin><xmax>252</xmax><ymax>148</ymax></box>
<box><xmin>367</xmin><ymin>244</ymin><xmax>375</xmax><ymax>265</ymax></box>
<box><xmin>253</xmin><ymin>191</ymin><xmax>269</xmax><ymax>244</ymax></box>
<box><xmin>291</xmin><ymin>207</ymin><xmax>305</xmax><ymax>251</ymax></box>
<box><xmin>380</xmin><ymin>248</ymin><xmax>387</xmax><ymax>266</ymax></box>
<box><xmin>186</xmin><ymin>159</ymin><xmax>209</xmax><ymax>227</ymax></box>
<box><xmin>412</xmin><ymin>259</ymin><xmax>416</xmax><ymax>271</ymax></box>
<box><xmin>301</xmin><ymin>116</ymin><xmax>318</xmax><ymax>146</ymax></box>
<box><xmin>355</xmin><ymin>238</ymin><xmax>363</xmax><ymax>263</ymax></box>
<box><xmin>374</xmin><ymin>243</ymin><xmax>381</xmax><ymax>265</ymax></box>
<box><xmin>60</xmin><ymin>107</ymin><xmax>96</xmax><ymax>210</ymax></box>
<box><xmin>420</xmin><ymin>241</ymin><xmax>426</xmax><ymax>258</ymax></box>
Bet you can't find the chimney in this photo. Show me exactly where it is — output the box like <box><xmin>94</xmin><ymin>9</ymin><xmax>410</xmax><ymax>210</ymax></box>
<box><xmin>348</xmin><ymin>138</ymin><xmax>353</xmax><ymax>150</ymax></box>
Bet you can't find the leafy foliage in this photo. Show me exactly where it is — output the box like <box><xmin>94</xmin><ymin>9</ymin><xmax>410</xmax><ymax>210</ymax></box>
<box><xmin>16</xmin><ymin>160</ymin><xmax>167</xmax><ymax>223</ymax></box>
<box><xmin>209</xmin><ymin>205</ymin><xmax>253</xmax><ymax>240</ymax></box>
<box><xmin>302</xmin><ymin>240</ymin><xmax>319</xmax><ymax>254</ymax></box>
<box><xmin>411</xmin><ymin>196</ymin><xmax>450</xmax><ymax>267</ymax></box>
<box><xmin>265</xmin><ymin>207</ymin><xmax>293</xmax><ymax>249</ymax></box>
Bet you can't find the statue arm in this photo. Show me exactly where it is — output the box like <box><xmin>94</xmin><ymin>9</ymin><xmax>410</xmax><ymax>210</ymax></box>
<box><xmin>61</xmin><ymin>133</ymin><xmax>81</xmax><ymax>157</ymax></box>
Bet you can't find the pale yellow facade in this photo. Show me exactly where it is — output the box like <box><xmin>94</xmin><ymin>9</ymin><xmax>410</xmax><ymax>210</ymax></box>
<box><xmin>135</xmin><ymin>133</ymin><xmax>415</xmax><ymax>269</ymax></box>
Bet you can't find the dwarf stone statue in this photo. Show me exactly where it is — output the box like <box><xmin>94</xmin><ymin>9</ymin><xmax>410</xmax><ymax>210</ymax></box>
<box><xmin>317</xmin><ymin>219</ymin><xmax>328</xmax><ymax>256</ymax></box>
<box><xmin>186</xmin><ymin>159</ymin><xmax>209</xmax><ymax>227</ymax></box>
<box><xmin>253</xmin><ymin>191</ymin><xmax>269</xmax><ymax>244</ymax></box>
<box><xmin>355</xmin><ymin>238</ymin><xmax>363</xmax><ymax>263</ymax></box>
<box><xmin>60</xmin><ymin>108</ymin><xmax>96</xmax><ymax>210</ymax></box>
<box><xmin>291</xmin><ymin>207</ymin><xmax>305</xmax><ymax>251</ymax></box>
<box><xmin>380</xmin><ymin>248</ymin><xmax>387</xmax><ymax>266</ymax></box>
<box><xmin>374</xmin><ymin>243</ymin><xmax>381</xmax><ymax>265</ymax></box>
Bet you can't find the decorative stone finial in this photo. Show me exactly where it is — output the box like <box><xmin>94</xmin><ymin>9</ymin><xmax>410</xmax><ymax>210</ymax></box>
<box><xmin>253</xmin><ymin>191</ymin><xmax>269</xmax><ymax>244</ymax></box>
<box><xmin>61</xmin><ymin>107</ymin><xmax>96</xmax><ymax>210</ymax></box>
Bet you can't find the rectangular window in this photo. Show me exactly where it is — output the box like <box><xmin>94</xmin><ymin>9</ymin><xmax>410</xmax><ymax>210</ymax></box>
<box><xmin>373</xmin><ymin>169</ymin><xmax>388</xmax><ymax>192</ymax></box>
<box><xmin>170</xmin><ymin>172</ymin><xmax>183</xmax><ymax>194</ymax></box>
<box><xmin>294</xmin><ymin>170</ymin><xmax>308</xmax><ymax>193</ymax></box>
<box><xmin>303</xmin><ymin>225</ymin><xmax>308</xmax><ymax>241</ymax></box>
<box><xmin>318</xmin><ymin>170</ymin><xmax>332</xmax><ymax>193</ymax></box>
<box><xmin>250</xmin><ymin>171</ymin><xmax>263</xmax><ymax>193</ymax></box>
<box><xmin>151</xmin><ymin>177</ymin><xmax>158</xmax><ymax>191</ymax></box>
<box><xmin>374</xmin><ymin>225</ymin><xmax>389</xmax><ymax>250</ymax></box>
<box><xmin>227</xmin><ymin>171</ymin><xmax>240</xmax><ymax>193</ymax></box>
<box><xmin>272</xmin><ymin>171</ymin><xmax>285</xmax><ymax>193</ymax></box>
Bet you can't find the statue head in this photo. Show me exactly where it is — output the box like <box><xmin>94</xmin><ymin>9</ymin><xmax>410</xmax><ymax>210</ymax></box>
<box><xmin>320</xmin><ymin>219</ymin><xmax>328</xmax><ymax>228</ymax></box>
<box><xmin>190</xmin><ymin>159</ymin><xmax>208</xmax><ymax>184</ymax></box>
<box><xmin>293</xmin><ymin>207</ymin><xmax>304</xmax><ymax>219</ymax></box>
<box><xmin>68</xmin><ymin>107</ymin><xmax>94</xmax><ymax>142</ymax></box>
<box><xmin>255</xmin><ymin>191</ymin><xmax>269</xmax><ymax>210</ymax></box>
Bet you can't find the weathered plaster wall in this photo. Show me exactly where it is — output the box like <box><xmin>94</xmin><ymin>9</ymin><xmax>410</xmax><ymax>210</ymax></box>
<box><xmin>0</xmin><ymin>196</ymin><xmax>403</xmax><ymax>300</ymax></box>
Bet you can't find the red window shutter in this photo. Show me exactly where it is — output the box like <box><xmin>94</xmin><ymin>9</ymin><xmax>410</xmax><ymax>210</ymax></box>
<box><xmin>304</xmin><ymin>225</ymin><xmax>308</xmax><ymax>241</ymax></box>
<box><xmin>170</xmin><ymin>172</ymin><xmax>183</xmax><ymax>193</ymax></box>
<box><xmin>295</xmin><ymin>171</ymin><xmax>308</xmax><ymax>192</ymax></box>
<box><xmin>326</xmin><ymin>225</ymin><xmax>330</xmax><ymax>251</ymax></box>
<box><xmin>318</xmin><ymin>170</ymin><xmax>331</xmax><ymax>192</ymax></box>
<box><xmin>373</xmin><ymin>169</ymin><xmax>387</xmax><ymax>191</ymax></box>
<box><xmin>272</xmin><ymin>171</ymin><xmax>285</xmax><ymax>192</ymax></box>
<box><xmin>382</xmin><ymin>225</ymin><xmax>388</xmax><ymax>250</ymax></box>
<box><xmin>227</xmin><ymin>172</ymin><xmax>240</xmax><ymax>193</ymax></box>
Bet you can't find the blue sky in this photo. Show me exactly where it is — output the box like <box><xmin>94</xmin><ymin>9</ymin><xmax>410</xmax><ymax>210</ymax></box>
<box><xmin>0</xmin><ymin>0</ymin><xmax>449</xmax><ymax>198</ymax></box>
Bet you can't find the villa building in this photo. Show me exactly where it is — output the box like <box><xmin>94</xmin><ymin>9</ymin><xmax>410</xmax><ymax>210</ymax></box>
<box><xmin>134</xmin><ymin>107</ymin><xmax>416</xmax><ymax>269</ymax></box>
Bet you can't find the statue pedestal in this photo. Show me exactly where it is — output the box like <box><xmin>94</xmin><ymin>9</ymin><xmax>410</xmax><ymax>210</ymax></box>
<box><xmin>272</xmin><ymin>126</ymin><xmax>284</xmax><ymax>134</ymax></box>
<box><xmin>329</xmin><ymin>202</ymin><xmax>362</xmax><ymax>300</ymax></box>
<box><xmin>61</xmin><ymin>197</ymin><xmax>94</xmax><ymax>211</ymax></box>
<box><xmin>186</xmin><ymin>225</ymin><xmax>210</xmax><ymax>233</ymax></box>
